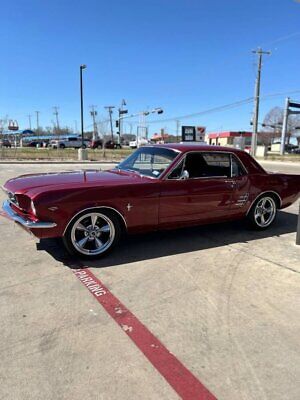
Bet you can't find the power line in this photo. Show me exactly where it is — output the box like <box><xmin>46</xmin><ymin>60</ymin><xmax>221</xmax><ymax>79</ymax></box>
<box><xmin>261</xmin><ymin>89</ymin><xmax>300</xmax><ymax>100</ymax></box>
<box><xmin>145</xmin><ymin>98</ymin><xmax>254</xmax><ymax>124</ymax></box>
<box><xmin>85</xmin><ymin>89</ymin><xmax>300</xmax><ymax>130</ymax></box>
<box><xmin>260</xmin><ymin>31</ymin><xmax>300</xmax><ymax>48</ymax></box>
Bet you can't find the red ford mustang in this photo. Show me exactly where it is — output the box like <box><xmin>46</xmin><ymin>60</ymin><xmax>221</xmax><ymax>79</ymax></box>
<box><xmin>2</xmin><ymin>144</ymin><xmax>300</xmax><ymax>259</ymax></box>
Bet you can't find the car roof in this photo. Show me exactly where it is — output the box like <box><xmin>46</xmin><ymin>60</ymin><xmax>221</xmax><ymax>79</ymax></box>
<box><xmin>145</xmin><ymin>143</ymin><xmax>245</xmax><ymax>154</ymax></box>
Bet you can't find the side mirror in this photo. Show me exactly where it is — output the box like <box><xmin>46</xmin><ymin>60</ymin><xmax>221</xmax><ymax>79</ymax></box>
<box><xmin>180</xmin><ymin>170</ymin><xmax>189</xmax><ymax>180</ymax></box>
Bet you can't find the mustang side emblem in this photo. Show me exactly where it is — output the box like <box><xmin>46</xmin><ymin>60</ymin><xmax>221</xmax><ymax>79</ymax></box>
<box><xmin>235</xmin><ymin>193</ymin><xmax>249</xmax><ymax>207</ymax></box>
<box><xmin>126</xmin><ymin>203</ymin><xmax>133</xmax><ymax>211</ymax></box>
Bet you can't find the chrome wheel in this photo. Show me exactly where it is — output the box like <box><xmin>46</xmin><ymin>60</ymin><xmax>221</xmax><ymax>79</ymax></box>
<box><xmin>70</xmin><ymin>212</ymin><xmax>115</xmax><ymax>256</ymax></box>
<box><xmin>254</xmin><ymin>197</ymin><xmax>276</xmax><ymax>228</ymax></box>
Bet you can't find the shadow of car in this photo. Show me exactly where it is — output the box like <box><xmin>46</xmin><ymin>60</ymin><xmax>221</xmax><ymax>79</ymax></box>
<box><xmin>36</xmin><ymin>210</ymin><xmax>298</xmax><ymax>270</ymax></box>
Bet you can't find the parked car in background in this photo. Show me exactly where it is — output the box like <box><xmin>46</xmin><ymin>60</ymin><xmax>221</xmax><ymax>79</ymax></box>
<box><xmin>0</xmin><ymin>139</ymin><xmax>12</xmax><ymax>148</ymax></box>
<box><xmin>285</xmin><ymin>144</ymin><xmax>298</xmax><ymax>153</ymax></box>
<box><xmin>24</xmin><ymin>140</ymin><xmax>44</xmax><ymax>148</ymax></box>
<box><xmin>291</xmin><ymin>147</ymin><xmax>300</xmax><ymax>154</ymax></box>
<box><xmin>129</xmin><ymin>137</ymin><xmax>149</xmax><ymax>148</ymax></box>
<box><xmin>2</xmin><ymin>144</ymin><xmax>300</xmax><ymax>259</ymax></box>
<box><xmin>90</xmin><ymin>139</ymin><xmax>121</xmax><ymax>149</ymax></box>
<box><xmin>50</xmin><ymin>136</ymin><xmax>90</xmax><ymax>149</ymax></box>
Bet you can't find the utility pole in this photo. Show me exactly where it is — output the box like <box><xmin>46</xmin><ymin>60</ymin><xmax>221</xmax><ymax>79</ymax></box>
<box><xmin>35</xmin><ymin>111</ymin><xmax>40</xmax><ymax>134</ymax></box>
<box><xmin>27</xmin><ymin>114</ymin><xmax>32</xmax><ymax>130</ymax></box>
<box><xmin>53</xmin><ymin>106</ymin><xmax>60</xmax><ymax>133</ymax></box>
<box><xmin>105</xmin><ymin>106</ymin><xmax>115</xmax><ymax>141</ymax></box>
<box><xmin>251</xmin><ymin>48</ymin><xmax>271</xmax><ymax>156</ymax></box>
<box><xmin>90</xmin><ymin>105</ymin><xmax>98</xmax><ymax>141</ymax></box>
<box><xmin>176</xmin><ymin>120</ymin><xmax>180</xmax><ymax>142</ymax></box>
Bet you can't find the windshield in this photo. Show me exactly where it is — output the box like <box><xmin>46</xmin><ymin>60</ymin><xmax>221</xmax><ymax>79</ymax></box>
<box><xmin>117</xmin><ymin>147</ymin><xmax>178</xmax><ymax>178</ymax></box>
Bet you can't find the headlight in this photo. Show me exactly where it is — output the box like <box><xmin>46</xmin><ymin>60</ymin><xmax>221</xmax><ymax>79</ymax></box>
<box><xmin>31</xmin><ymin>200</ymin><xmax>37</xmax><ymax>216</ymax></box>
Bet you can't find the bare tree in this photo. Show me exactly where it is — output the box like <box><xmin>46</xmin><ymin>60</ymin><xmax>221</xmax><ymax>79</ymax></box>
<box><xmin>288</xmin><ymin>114</ymin><xmax>300</xmax><ymax>146</ymax></box>
<box><xmin>260</xmin><ymin>107</ymin><xmax>283</xmax><ymax>144</ymax></box>
<box><xmin>261</xmin><ymin>106</ymin><xmax>300</xmax><ymax>145</ymax></box>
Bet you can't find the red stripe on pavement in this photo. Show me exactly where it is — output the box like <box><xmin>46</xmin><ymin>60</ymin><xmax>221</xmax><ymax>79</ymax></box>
<box><xmin>72</xmin><ymin>268</ymin><xmax>217</xmax><ymax>400</ymax></box>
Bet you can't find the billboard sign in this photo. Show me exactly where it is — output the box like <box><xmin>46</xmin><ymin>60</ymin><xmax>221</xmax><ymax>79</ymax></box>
<box><xmin>181</xmin><ymin>126</ymin><xmax>196</xmax><ymax>142</ymax></box>
<box><xmin>8</xmin><ymin>120</ymin><xmax>19</xmax><ymax>131</ymax></box>
<box><xmin>196</xmin><ymin>126</ymin><xmax>206</xmax><ymax>141</ymax></box>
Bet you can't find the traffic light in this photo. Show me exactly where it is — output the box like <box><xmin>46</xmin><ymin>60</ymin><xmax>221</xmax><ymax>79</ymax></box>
<box><xmin>116</xmin><ymin>120</ymin><xmax>119</xmax><ymax>128</ymax></box>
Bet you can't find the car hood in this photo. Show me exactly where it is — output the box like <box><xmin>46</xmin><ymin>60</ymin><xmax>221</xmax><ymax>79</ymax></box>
<box><xmin>3</xmin><ymin>169</ymin><xmax>152</xmax><ymax>195</ymax></box>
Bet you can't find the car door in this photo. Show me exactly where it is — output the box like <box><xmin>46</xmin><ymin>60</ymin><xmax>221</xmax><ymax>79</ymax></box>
<box><xmin>158</xmin><ymin>151</ymin><xmax>234</xmax><ymax>228</ymax></box>
<box><xmin>229</xmin><ymin>154</ymin><xmax>250</xmax><ymax>214</ymax></box>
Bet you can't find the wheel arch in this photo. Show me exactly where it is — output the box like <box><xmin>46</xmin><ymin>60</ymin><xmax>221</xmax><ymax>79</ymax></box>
<box><xmin>246</xmin><ymin>191</ymin><xmax>282</xmax><ymax>216</ymax></box>
<box><xmin>63</xmin><ymin>206</ymin><xmax>127</xmax><ymax>236</ymax></box>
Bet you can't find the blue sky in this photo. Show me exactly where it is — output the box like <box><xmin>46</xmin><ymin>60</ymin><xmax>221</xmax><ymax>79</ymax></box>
<box><xmin>0</xmin><ymin>0</ymin><xmax>300</xmax><ymax>136</ymax></box>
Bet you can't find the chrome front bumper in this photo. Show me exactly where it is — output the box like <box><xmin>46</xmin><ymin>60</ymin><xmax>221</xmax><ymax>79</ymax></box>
<box><xmin>2</xmin><ymin>200</ymin><xmax>57</xmax><ymax>229</ymax></box>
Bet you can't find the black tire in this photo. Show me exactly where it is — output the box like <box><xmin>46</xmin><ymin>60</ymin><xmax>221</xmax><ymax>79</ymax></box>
<box><xmin>97</xmin><ymin>144</ymin><xmax>103</xmax><ymax>149</ymax></box>
<box><xmin>247</xmin><ymin>194</ymin><xmax>277</xmax><ymax>230</ymax></box>
<box><xmin>82</xmin><ymin>144</ymin><xmax>87</xmax><ymax>149</ymax></box>
<box><xmin>59</xmin><ymin>143</ymin><xmax>65</xmax><ymax>149</ymax></box>
<box><xmin>63</xmin><ymin>209</ymin><xmax>121</xmax><ymax>259</ymax></box>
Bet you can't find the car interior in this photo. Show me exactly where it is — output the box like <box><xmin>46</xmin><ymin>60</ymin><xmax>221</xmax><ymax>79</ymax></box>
<box><xmin>168</xmin><ymin>152</ymin><xmax>245</xmax><ymax>180</ymax></box>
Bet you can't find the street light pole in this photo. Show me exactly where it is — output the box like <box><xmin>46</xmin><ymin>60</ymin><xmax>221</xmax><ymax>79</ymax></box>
<box><xmin>80</xmin><ymin>64</ymin><xmax>86</xmax><ymax>148</ymax></box>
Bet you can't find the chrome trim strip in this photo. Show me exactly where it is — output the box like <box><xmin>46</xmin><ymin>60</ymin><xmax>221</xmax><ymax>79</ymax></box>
<box><xmin>2</xmin><ymin>200</ymin><xmax>57</xmax><ymax>229</ymax></box>
<box><xmin>63</xmin><ymin>206</ymin><xmax>128</xmax><ymax>236</ymax></box>
<box><xmin>164</xmin><ymin>150</ymin><xmax>249</xmax><ymax>180</ymax></box>
<box><xmin>246</xmin><ymin>191</ymin><xmax>282</xmax><ymax>215</ymax></box>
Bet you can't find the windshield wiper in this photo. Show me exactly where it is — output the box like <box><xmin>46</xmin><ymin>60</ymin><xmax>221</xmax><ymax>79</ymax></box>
<box><xmin>118</xmin><ymin>167</ymin><xmax>141</xmax><ymax>175</ymax></box>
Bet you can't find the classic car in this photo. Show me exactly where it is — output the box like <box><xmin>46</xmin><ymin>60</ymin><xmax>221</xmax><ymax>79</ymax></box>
<box><xmin>1</xmin><ymin>144</ymin><xmax>300</xmax><ymax>259</ymax></box>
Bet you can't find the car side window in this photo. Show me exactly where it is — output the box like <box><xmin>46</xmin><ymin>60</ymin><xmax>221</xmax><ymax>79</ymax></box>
<box><xmin>184</xmin><ymin>152</ymin><xmax>231</xmax><ymax>178</ymax></box>
<box><xmin>231</xmin><ymin>155</ymin><xmax>246</xmax><ymax>177</ymax></box>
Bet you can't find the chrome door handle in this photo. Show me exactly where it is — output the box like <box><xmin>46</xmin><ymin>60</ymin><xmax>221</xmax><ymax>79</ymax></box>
<box><xmin>225</xmin><ymin>180</ymin><xmax>236</xmax><ymax>188</ymax></box>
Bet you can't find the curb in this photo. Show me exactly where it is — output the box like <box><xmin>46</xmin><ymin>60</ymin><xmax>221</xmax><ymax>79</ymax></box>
<box><xmin>0</xmin><ymin>160</ymin><xmax>119</xmax><ymax>164</ymax></box>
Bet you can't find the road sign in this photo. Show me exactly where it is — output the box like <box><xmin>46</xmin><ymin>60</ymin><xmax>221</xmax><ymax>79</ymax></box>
<box><xmin>288</xmin><ymin>101</ymin><xmax>300</xmax><ymax>109</ymax></box>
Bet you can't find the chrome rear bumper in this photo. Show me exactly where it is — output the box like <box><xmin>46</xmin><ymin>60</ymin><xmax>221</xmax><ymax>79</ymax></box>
<box><xmin>2</xmin><ymin>200</ymin><xmax>57</xmax><ymax>229</ymax></box>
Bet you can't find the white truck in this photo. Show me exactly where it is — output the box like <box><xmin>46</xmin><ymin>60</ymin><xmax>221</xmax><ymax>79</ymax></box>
<box><xmin>50</xmin><ymin>136</ymin><xmax>90</xmax><ymax>149</ymax></box>
<box><xmin>129</xmin><ymin>137</ymin><xmax>149</xmax><ymax>149</ymax></box>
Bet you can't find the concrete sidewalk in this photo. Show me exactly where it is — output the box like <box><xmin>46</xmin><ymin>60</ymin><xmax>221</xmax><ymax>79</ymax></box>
<box><xmin>0</xmin><ymin>163</ymin><xmax>299</xmax><ymax>400</ymax></box>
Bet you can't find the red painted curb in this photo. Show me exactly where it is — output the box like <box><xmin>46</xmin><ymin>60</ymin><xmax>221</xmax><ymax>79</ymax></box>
<box><xmin>73</xmin><ymin>268</ymin><xmax>217</xmax><ymax>400</ymax></box>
